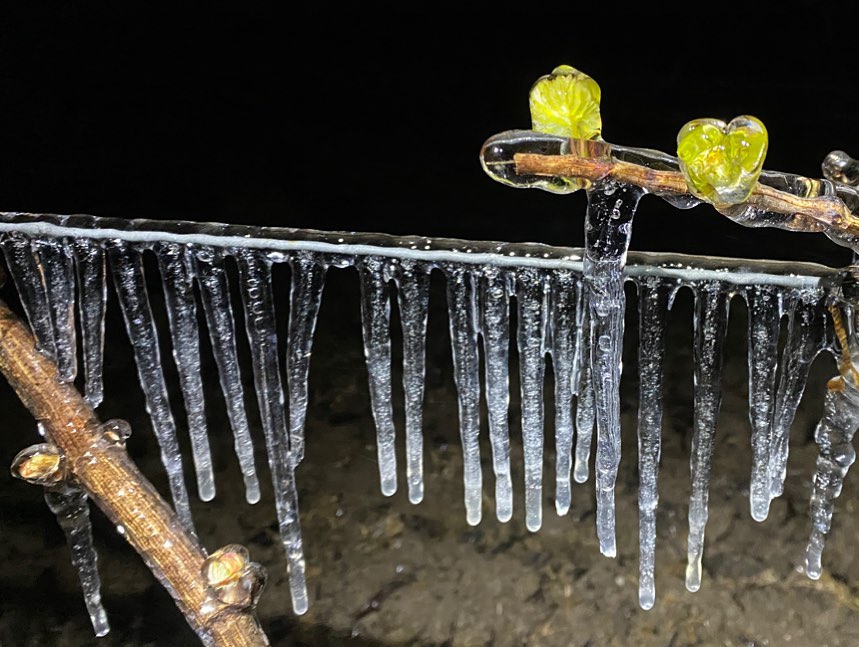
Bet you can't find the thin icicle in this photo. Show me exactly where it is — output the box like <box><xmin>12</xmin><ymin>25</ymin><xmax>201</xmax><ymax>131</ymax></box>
<box><xmin>480</xmin><ymin>266</ymin><xmax>513</xmax><ymax>522</ymax></box>
<box><xmin>686</xmin><ymin>280</ymin><xmax>730</xmax><ymax>592</ymax></box>
<box><xmin>574</xmin><ymin>304</ymin><xmax>595</xmax><ymax>484</ymax></box>
<box><xmin>358</xmin><ymin>256</ymin><xmax>398</xmax><ymax>496</ymax></box>
<box><xmin>2</xmin><ymin>234</ymin><xmax>56</xmax><ymax>360</ymax></box>
<box><xmin>517</xmin><ymin>266</ymin><xmax>548</xmax><ymax>532</ymax></box>
<box><xmin>108</xmin><ymin>241</ymin><xmax>194</xmax><ymax>533</ymax></box>
<box><xmin>445</xmin><ymin>263</ymin><xmax>482</xmax><ymax>526</ymax></box>
<box><xmin>237</xmin><ymin>249</ymin><xmax>308</xmax><ymax>614</ymax></box>
<box><xmin>73</xmin><ymin>239</ymin><xmax>107</xmax><ymax>408</ymax></box>
<box><xmin>636</xmin><ymin>276</ymin><xmax>670</xmax><ymax>610</ymax></box>
<box><xmin>805</xmin><ymin>382</ymin><xmax>859</xmax><ymax>579</ymax></box>
<box><xmin>548</xmin><ymin>269</ymin><xmax>581</xmax><ymax>516</ymax></box>
<box><xmin>286</xmin><ymin>251</ymin><xmax>327</xmax><ymax>468</ymax></box>
<box><xmin>769</xmin><ymin>294</ymin><xmax>828</xmax><ymax>499</ymax></box>
<box><xmin>193</xmin><ymin>247</ymin><xmax>260</xmax><ymax>504</ymax></box>
<box><xmin>744</xmin><ymin>284</ymin><xmax>782</xmax><ymax>522</ymax></box>
<box><xmin>157</xmin><ymin>242</ymin><xmax>215</xmax><ymax>503</ymax></box>
<box><xmin>394</xmin><ymin>259</ymin><xmax>431</xmax><ymax>505</ymax></box>
<box><xmin>584</xmin><ymin>181</ymin><xmax>644</xmax><ymax>557</ymax></box>
<box><xmin>33</xmin><ymin>238</ymin><xmax>77</xmax><ymax>382</ymax></box>
<box><xmin>44</xmin><ymin>485</ymin><xmax>110</xmax><ymax>637</ymax></box>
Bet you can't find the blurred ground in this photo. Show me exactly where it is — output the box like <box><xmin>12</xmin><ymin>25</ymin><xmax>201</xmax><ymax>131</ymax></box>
<box><xmin>2</xmin><ymin>266</ymin><xmax>859</xmax><ymax>647</ymax></box>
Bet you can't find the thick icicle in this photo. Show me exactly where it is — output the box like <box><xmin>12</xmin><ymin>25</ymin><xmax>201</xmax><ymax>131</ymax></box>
<box><xmin>33</xmin><ymin>238</ymin><xmax>77</xmax><ymax>382</ymax></box>
<box><xmin>584</xmin><ymin>181</ymin><xmax>644</xmax><ymax>556</ymax></box>
<box><xmin>108</xmin><ymin>241</ymin><xmax>194</xmax><ymax>533</ymax></box>
<box><xmin>236</xmin><ymin>249</ymin><xmax>308</xmax><ymax>614</ymax></box>
<box><xmin>744</xmin><ymin>284</ymin><xmax>781</xmax><ymax>522</ymax></box>
<box><xmin>44</xmin><ymin>485</ymin><xmax>110</xmax><ymax>637</ymax></box>
<box><xmin>1</xmin><ymin>235</ymin><xmax>56</xmax><ymax>360</ymax></box>
<box><xmin>73</xmin><ymin>238</ymin><xmax>107</xmax><ymax>407</ymax></box>
<box><xmin>636</xmin><ymin>277</ymin><xmax>670</xmax><ymax>610</ymax></box>
<box><xmin>517</xmin><ymin>266</ymin><xmax>548</xmax><ymax>532</ymax></box>
<box><xmin>394</xmin><ymin>259</ymin><xmax>431</xmax><ymax>504</ymax></box>
<box><xmin>157</xmin><ymin>242</ymin><xmax>215</xmax><ymax>502</ymax></box>
<box><xmin>805</xmin><ymin>381</ymin><xmax>859</xmax><ymax>579</ymax></box>
<box><xmin>574</xmin><ymin>305</ymin><xmax>595</xmax><ymax>484</ymax></box>
<box><xmin>286</xmin><ymin>251</ymin><xmax>327</xmax><ymax>468</ymax></box>
<box><xmin>445</xmin><ymin>264</ymin><xmax>483</xmax><ymax>526</ymax></box>
<box><xmin>548</xmin><ymin>269</ymin><xmax>581</xmax><ymax>516</ymax></box>
<box><xmin>479</xmin><ymin>266</ymin><xmax>513</xmax><ymax>522</ymax></box>
<box><xmin>686</xmin><ymin>280</ymin><xmax>730</xmax><ymax>592</ymax></box>
<box><xmin>769</xmin><ymin>295</ymin><xmax>827</xmax><ymax>499</ymax></box>
<box><xmin>193</xmin><ymin>247</ymin><xmax>260</xmax><ymax>504</ymax></box>
<box><xmin>358</xmin><ymin>256</ymin><xmax>398</xmax><ymax>496</ymax></box>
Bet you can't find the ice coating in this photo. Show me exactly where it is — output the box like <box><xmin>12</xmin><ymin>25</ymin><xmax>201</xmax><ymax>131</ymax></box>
<box><xmin>286</xmin><ymin>252</ymin><xmax>327</xmax><ymax>467</ymax></box>
<box><xmin>394</xmin><ymin>258</ymin><xmax>431</xmax><ymax>504</ymax></box>
<box><xmin>516</xmin><ymin>266</ymin><xmax>548</xmax><ymax>532</ymax></box>
<box><xmin>584</xmin><ymin>181</ymin><xmax>644</xmax><ymax>557</ymax></box>
<box><xmin>156</xmin><ymin>242</ymin><xmax>215</xmax><ymax>502</ymax></box>
<box><xmin>193</xmin><ymin>246</ymin><xmax>261</xmax><ymax>504</ymax></box>
<box><xmin>108</xmin><ymin>241</ymin><xmax>194</xmax><ymax>534</ymax></box>
<box><xmin>686</xmin><ymin>281</ymin><xmax>730</xmax><ymax>592</ymax></box>
<box><xmin>358</xmin><ymin>256</ymin><xmax>398</xmax><ymax>496</ymax></box>
<box><xmin>806</xmin><ymin>383</ymin><xmax>859</xmax><ymax>579</ymax></box>
<box><xmin>236</xmin><ymin>248</ymin><xmax>308</xmax><ymax>614</ymax></box>
<box><xmin>547</xmin><ymin>269</ymin><xmax>582</xmax><ymax>516</ymax></box>
<box><xmin>445</xmin><ymin>263</ymin><xmax>483</xmax><ymax>526</ymax></box>
<box><xmin>479</xmin><ymin>266</ymin><xmax>514</xmax><ymax>522</ymax></box>
<box><xmin>744</xmin><ymin>284</ymin><xmax>782</xmax><ymax>522</ymax></box>
<box><xmin>73</xmin><ymin>238</ymin><xmax>107</xmax><ymax>407</ymax></box>
<box><xmin>44</xmin><ymin>485</ymin><xmax>110</xmax><ymax>637</ymax></box>
<box><xmin>635</xmin><ymin>276</ymin><xmax>670</xmax><ymax>610</ymax></box>
<box><xmin>769</xmin><ymin>295</ymin><xmax>829</xmax><ymax>499</ymax></box>
<box><xmin>33</xmin><ymin>238</ymin><xmax>77</xmax><ymax>382</ymax></box>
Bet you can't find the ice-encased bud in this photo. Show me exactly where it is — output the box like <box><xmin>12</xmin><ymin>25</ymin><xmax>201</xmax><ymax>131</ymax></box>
<box><xmin>677</xmin><ymin>116</ymin><xmax>768</xmax><ymax>206</ymax></box>
<box><xmin>822</xmin><ymin>150</ymin><xmax>859</xmax><ymax>186</ymax></box>
<box><xmin>530</xmin><ymin>65</ymin><xmax>602</xmax><ymax>140</ymax></box>
<box><xmin>480</xmin><ymin>130</ymin><xmax>610</xmax><ymax>195</ymax></box>
<box><xmin>11</xmin><ymin>443</ymin><xmax>67</xmax><ymax>485</ymax></box>
<box><xmin>100</xmin><ymin>419</ymin><xmax>132</xmax><ymax>447</ymax></box>
<box><xmin>203</xmin><ymin>544</ymin><xmax>267</xmax><ymax>608</ymax></box>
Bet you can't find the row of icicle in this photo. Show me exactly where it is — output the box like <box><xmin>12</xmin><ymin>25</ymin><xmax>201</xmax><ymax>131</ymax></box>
<box><xmin>0</xmin><ymin>202</ymin><xmax>851</xmax><ymax>635</ymax></box>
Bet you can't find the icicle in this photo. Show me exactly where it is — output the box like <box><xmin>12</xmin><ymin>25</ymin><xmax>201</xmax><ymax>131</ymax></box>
<box><xmin>394</xmin><ymin>259</ymin><xmax>431</xmax><ymax>505</ymax></box>
<box><xmin>584</xmin><ymin>180</ymin><xmax>645</xmax><ymax>557</ymax></box>
<box><xmin>44</xmin><ymin>485</ymin><xmax>110</xmax><ymax>637</ymax></box>
<box><xmin>445</xmin><ymin>263</ymin><xmax>483</xmax><ymax>526</ymax></box>
<box><xmin>32</xmin><ymin>238</ymin><xmax>77</xmax><ymax>382</ymax></box>
<box><xmin>480</xmin><ymin>266</ymin><xmax>513</xmax><ymax>522</ymax></box>
<box><xmin>548</xmin><ymin>269</ymin><xmax>581</xmax><ymax>516</ymax></box>
<box><xmin>635</xmin><ymin>276</ymin><xmax>670</xmax><ymax>610</ymax></box>
<box><xmin>686</xmin><ymin>280</ymin><xmax>730</xmax><ymax>592</ymax></box>
<box><xmin>1</xmin><ymin>234</ymin><xmax>56</xmax><ymax>359</ymax></box>
<box><xmin>286</xmin><ymin>251</ymin><xmax>327</xmax><ymax>468</ymax></box>
<box><xmin>193</xmin><ymin>247</ymin><xmax>260</xmax><ymax>504</ymax></box>
<box><xmin>157</xmin><ymin>242</ymin><xmax>215</xmax><ymax>502</ymax></box>
<box><xmin>744</xmin><ymin>284</ymin><xmax>782</xmax><ymax>522</ymax></box>
<box><xmin>236</xmin><ymin>249</ymin><xmax>308</xmax><ymax>614</ymax></box>
<box><xmin>358</xmin><ymin>256</ymin><xmax>398</xmax><ymax>496</ymax></box>
<box><xmin>517</xmin><ymin>266</ymin><xmax>548</xmax><ymax>532</ymax></box>
<box><xmin>108</xmin><ymin>241</ymin><xmax>194</xmax><ymax>534</ymax></box>
<box><xmin>769</xmin><ymin>294</ymin><xmax>827</xmax><ymax>499</ymax></box>
<box><xmin>805</xmin><ymin>383</ymin><xmax>859</xmax><ymax>579</ymax></box>
<box><xmin>574</xmin><ymin>304</ymin><xmax>595</xmax><ymax>484</ymax></box>
<box><xmin>73</xmin><ymin>239</ymin><xmax>107</xmax><ymax>408</ymax></box>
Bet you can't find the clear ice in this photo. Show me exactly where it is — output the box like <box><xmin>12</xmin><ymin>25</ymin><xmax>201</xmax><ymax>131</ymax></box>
<box><xmin>0</xmin><ymin>189</ymin><xmax>850</xmax><ymax>620</ymax></box>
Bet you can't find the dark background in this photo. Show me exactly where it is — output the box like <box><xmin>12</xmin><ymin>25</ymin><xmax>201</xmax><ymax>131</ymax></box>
<box><xmin>1</xmin><ymin>7</ymin><xmax>858</xmax><ymax>266</ymax></box>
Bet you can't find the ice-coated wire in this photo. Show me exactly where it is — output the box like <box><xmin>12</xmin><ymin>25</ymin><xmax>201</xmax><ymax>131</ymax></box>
<box><xmin>73</xmin><ymin>238</ymin><xmax>107</xmax><ymax>407</ymax></box>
